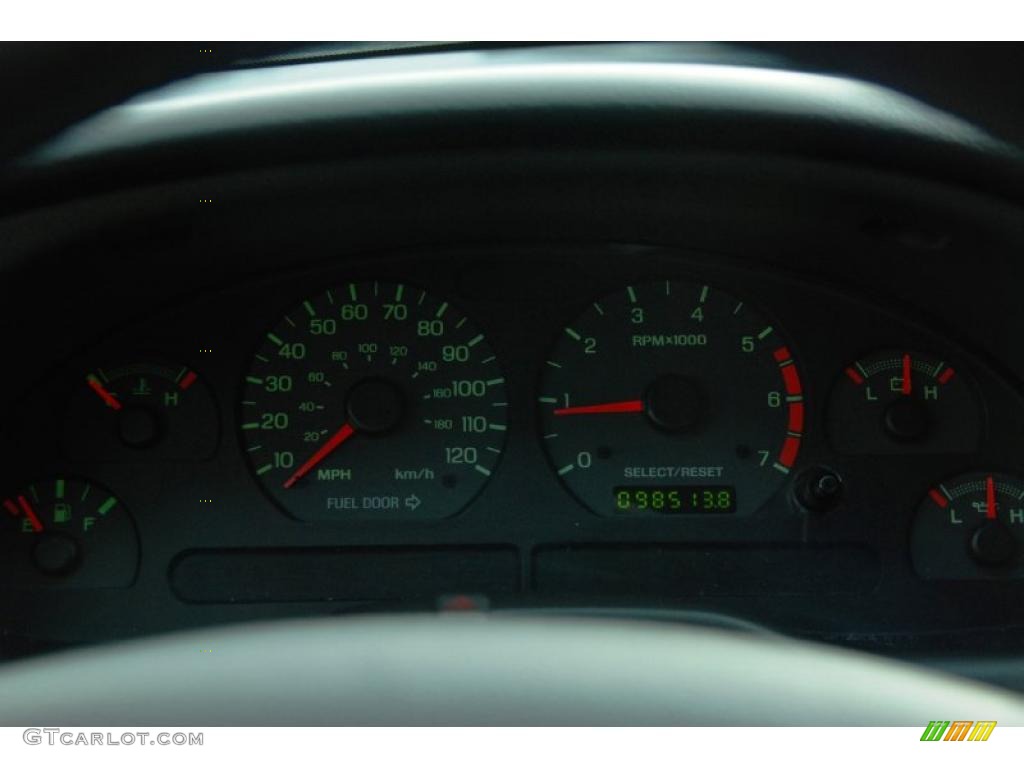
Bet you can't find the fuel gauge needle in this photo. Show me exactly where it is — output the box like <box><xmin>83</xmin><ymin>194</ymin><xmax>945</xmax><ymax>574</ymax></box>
<box><xmin>17</xmin><ymin>495</ymin><xmax>44</xmax><ymax>532</ymax></box>
<box><xmin>86</xmin><ymin>374</ymin><xmax>122</xmax><ymax>411</ymax></box>
<box><xmin>985</xmin><ymin>475</ymin><xmax>998</xmax><ymax>519</ymax></box>
<box><xmin>553</xmin><ymin>399</ymin><xmax>644</xmax><ymax>416</ymax></box>
<box><xmin>282</xmin><ymin>422</ymin><xmax>356</xmax><ymax>489</ymax></box>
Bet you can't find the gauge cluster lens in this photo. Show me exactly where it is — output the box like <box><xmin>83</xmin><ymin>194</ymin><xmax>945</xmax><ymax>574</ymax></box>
<box><xmin>241</xmin><ymin>282</ymin><xmax>508</xmax><ymax>521</ymax></box>
<box><xmin>538</xmin><ymin>280</ymin><xmax>804</xmax><ymax>517</ymax></box>
<box><xmin>827</xmin><ymin>350</ymin><xmax>981</xmax><ymax>454</ymax></box>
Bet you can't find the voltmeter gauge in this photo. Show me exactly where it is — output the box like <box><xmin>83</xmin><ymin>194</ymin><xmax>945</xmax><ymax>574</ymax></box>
<box><xmin>911</xmin><ymin>472</ymin><xmax>1024</xmax><ymax>579</ymax></box>
<box><xmin>0</xmin><ymin>477</ymin><xmax>138</xmax><ymax>586</ymax></box>
<box><xmin>64</xmin><ymin>360</ymin><xmax>219</xmax><ymax>461</ymax></box>
<box><xmin>827</xmin><ymin>350</ymin><xmax>981</xmax><ymax>454</ymax></box>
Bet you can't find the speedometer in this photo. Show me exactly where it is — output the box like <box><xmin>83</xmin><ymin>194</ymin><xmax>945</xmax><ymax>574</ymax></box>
<box><xmin>539</xmin><ymin>280</ymin><xmax>804</xmax><ymax>517</ymax></box>
<box><xmin>241</xmin><ymin>282</ymin><xmax>508</xmax><ymax>521</ymax></box>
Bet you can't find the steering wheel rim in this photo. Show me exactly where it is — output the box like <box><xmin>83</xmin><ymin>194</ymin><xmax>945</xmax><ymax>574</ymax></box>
<box><xmin>1</xmin><ymin>615</ymin><xmax>1022</xmax><ymax>725</ymax></box>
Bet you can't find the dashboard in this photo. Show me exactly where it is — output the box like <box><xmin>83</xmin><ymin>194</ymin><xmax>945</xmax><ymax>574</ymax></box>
<box><xmin>2</xmin><ymin>45</ymin><xmax>1024</xmax><ymax>678</ymax></box>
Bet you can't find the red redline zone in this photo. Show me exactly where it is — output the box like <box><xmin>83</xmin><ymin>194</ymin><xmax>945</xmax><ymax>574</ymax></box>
<box><xmin>773</xmin><ymin>347</ymin><xmax>803</xmax><ymax>469</ymax></box>
<box><xmin>781</xmin><ymin>365</ymin><xmax>801</xmax><ymax>396</ymax></box>
<box><xmin>787</xmin><ymin>402</ymin><xmax>805</xmax><ymax>433</ymax></box>
<box><xmin>929</xmin><ymin>488</ymin><xmax>949</xmax><ymax>509</ymax></box>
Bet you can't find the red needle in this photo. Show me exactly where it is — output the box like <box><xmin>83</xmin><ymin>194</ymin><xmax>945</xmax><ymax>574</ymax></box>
<box><xmin>282</xmin><ymin>423</ymin><xmax>356</xmax><ymax>489</ymax></box>
<box><xmin>87</xmin><ymin>374</ymin><xmax>122</xmax><ymax>411</ymax></box>
<box><xmin>985</xmin><ymin>475</ymin><xmax>997</xmax><ymax>520</ymax></box>
<box><xmin>553</xmin><ymin>399</ymin><xmax>644</xmax><ymax>416</ymax></box>
<box><xmin>17</xmin><ymin>495</ymin><xmax>44</xmax><ymax>532</ymax></box>
<box><xmin>901</xmin><ymin>354</ymin><xmax>912</xmax><ymax>395</ymax></box>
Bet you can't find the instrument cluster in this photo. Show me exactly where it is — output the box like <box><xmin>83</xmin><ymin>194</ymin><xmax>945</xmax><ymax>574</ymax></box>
<box><xmin>2</xmin><ymin>245</ymin><xmax>1023</xmax><ymax>650</ymax></box>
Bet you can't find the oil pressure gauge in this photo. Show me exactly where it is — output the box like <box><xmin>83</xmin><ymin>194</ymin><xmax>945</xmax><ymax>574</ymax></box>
<box><xmin>911</xmin><ymin>471</ymin><xmax>1024</xmax><ymax>579</ymax></box>
<box><xmin>827</xmin><ymin>350</ymin><xmax>981</xmax><ymax>454</ymax></box>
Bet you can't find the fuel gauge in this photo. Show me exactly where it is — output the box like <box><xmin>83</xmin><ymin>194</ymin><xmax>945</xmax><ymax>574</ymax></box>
<box><xmin>64</xmin><ymin>360</ymin><xmax>219</xmax><ymax>461</ymax></box>
<box><xmin>826</xmin><ymin>350</ymin><xmax>981</xmax><ymax>454</ymax></box>
<box><xmin>0</xmin><ymin>477</ymin><xmax>138</xmax><ymax>586</ymax></box>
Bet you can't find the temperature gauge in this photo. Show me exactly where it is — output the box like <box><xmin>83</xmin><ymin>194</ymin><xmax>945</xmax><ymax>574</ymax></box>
<box><xmin>827</xmin><ymin>350</ymin><xmax>981</xmax><ymax>454</ymax></box>
<box><xmin>64</xmin><ymin>360</ymin><xmax>219</xmax><ymax>461</ymax></box>
<box><xmin>0</xmin><ymin>477</ymin><xmax>138</xmax><ymax>586</ymax></box>
<box><xmin>911</xmin><ymin>472</ymin><xmax>1024</xmax><ymax>579</ymax></box>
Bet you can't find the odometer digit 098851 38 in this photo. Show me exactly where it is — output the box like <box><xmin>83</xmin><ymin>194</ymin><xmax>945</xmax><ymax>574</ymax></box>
<box><xmin>241</xmin><ymin>282</ymin><xmax>508</xmax><ymax>521</ymax></box>
<box><xmin>539</xmin><ymin>280</ymin><xmax>804</xmax><ymax>517</ymax></box>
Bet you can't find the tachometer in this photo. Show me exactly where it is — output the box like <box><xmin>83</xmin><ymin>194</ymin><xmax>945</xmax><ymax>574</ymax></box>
<box><xmin>241</xmin><ymin>282</ymin><xmax>507</xmax><ymax>521</ymax></box>
<box><xmin>539</xmin><ymin>280</ymin><xmax>804</xmax><ymax>517</ymax></box>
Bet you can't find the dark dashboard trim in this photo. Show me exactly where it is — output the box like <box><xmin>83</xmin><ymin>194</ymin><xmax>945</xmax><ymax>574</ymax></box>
<box><xmin>6</xmin><ymin>49</ymin><xmax>1024</xmax><ymax>214</ymax></box>
<box><xmin>29</xmin><ymin>56</ymin><xmax>1003</xmax><ymax>162</ymax></box>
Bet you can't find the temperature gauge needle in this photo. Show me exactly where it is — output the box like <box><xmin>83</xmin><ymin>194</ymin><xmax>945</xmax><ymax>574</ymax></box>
<box><xmin>553</xmin><ymin>399</ymin><xmax>644</xmax><ymax>416</ymax></box>
<box><xmin>986</xmin><ymin>475</ymin><xmax>997</xmax><ymax>519</ymax></box>
<box><xmin>17</xmin><ymin>495</ymin><xmax>44</xmax><ymax>532</ymax></box>
<box><xmin>282</xmin><ymin>422</ymin><xmax>356</xmax><ymax>489</ymax></box>
<box><xmin>86</xmin><ymin>374</ymin><xmax>122</xmax><ymax>411</ymax></box>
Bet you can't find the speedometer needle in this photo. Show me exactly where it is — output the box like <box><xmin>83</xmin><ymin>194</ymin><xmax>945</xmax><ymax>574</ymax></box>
<box><xmin>553</xmin><ymin>399</ymin><xmax>644</xmax><ymax>416</ymax></box>
<box><xmin>282</xmin><ymin>422</ymin><xmax>356</xmax><ymax>489</ymax></box>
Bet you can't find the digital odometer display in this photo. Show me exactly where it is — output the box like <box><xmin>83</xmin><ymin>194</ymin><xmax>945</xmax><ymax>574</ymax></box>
<box><xmin>240</xmin><ymin>282</ymin><xmax>508</xmax><ymax>521</ymax></box>
<box><xmin>613</xmin><ymin>486</ymin><xmax>736</xmax><ymax>514</ymax></box>
<box><xmin>539</xmin><ymin>280</ymin><xmax>804</xmax><ymax>517</ymax></box>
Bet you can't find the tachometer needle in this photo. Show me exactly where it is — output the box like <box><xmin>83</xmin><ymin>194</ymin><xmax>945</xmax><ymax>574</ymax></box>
<box><xmin>17</xmin><ymin>495</ymin><xmax>44</xmax><ymax>532</ymax></box>
<box><xmin>282</xmin><ymin>422</ymin><xmax>356</xmax><ymax>489</ymax></box>
<box><xmin>87</xmin><ymin>374</ymin><xmax>122</xmax><ymax>411</ymax></box>
<box><xmin>553</xmin><ymin>399</ymin><xmax>644</xmax><ymax>416</ymax></box>
<box><xmin>901</xmin><ymin>354</ymin><xmax>912</xmax><ymax>395</ymax></box>
<box><xmin>985</xmin><ymin>474</ymin><xmax>997</xmax><ymax>519</ymax></box>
